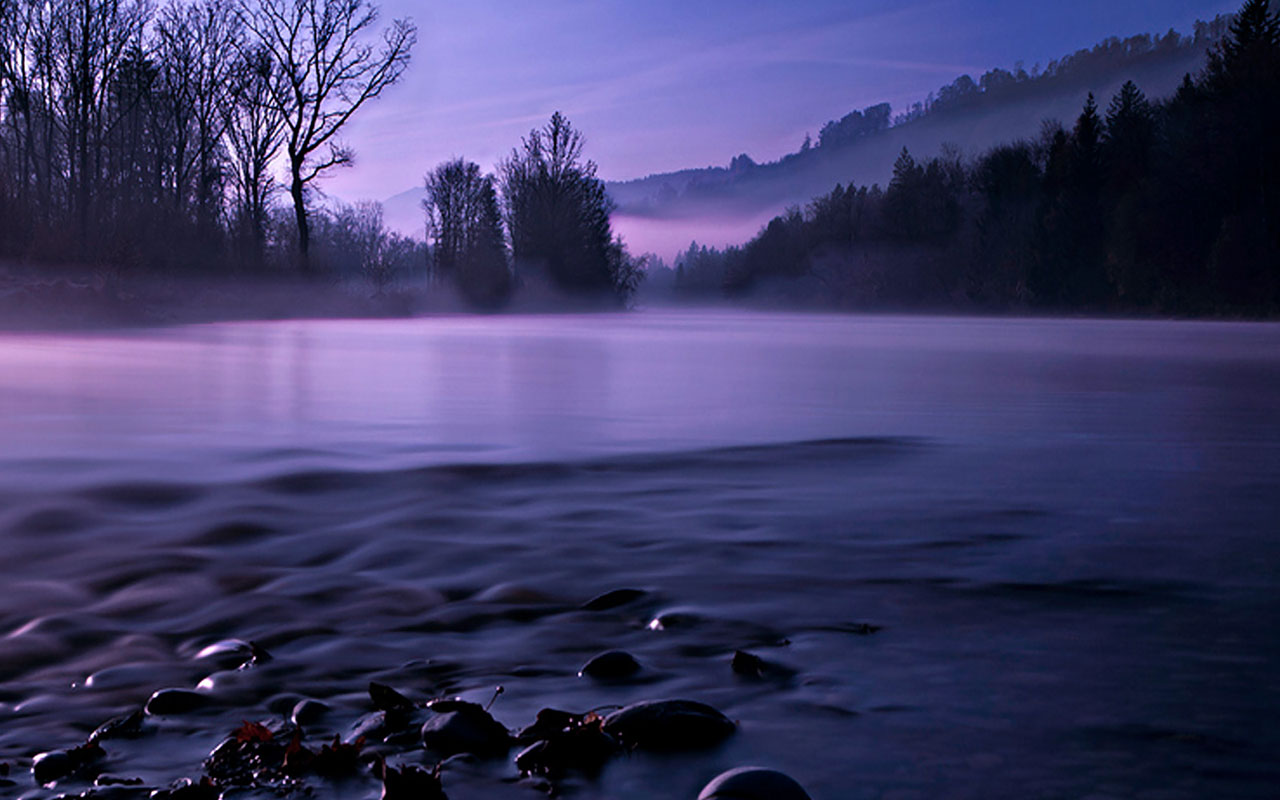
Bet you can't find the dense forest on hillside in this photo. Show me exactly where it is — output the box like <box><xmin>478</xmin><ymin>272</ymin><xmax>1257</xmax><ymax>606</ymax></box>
<box><xmin>661</xmin><ymin>0</ymin><xmax>1279</xmax><ymax>317</ymax></box>
<box><xmin>609</xmin><ymin>16</ymin><xmax>1231</xmax><ymax>219</ymax></box>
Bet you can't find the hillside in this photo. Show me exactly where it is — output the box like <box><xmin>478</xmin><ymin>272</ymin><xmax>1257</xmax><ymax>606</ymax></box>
<box><xmin>605</xmin><ymin>23</ymin><xmax>1225</xmax><ymax>257</ymax></box>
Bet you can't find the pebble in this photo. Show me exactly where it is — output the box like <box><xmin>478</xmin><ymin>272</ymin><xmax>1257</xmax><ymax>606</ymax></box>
<box><xmin>697</xmin><ymin>767</ymin><xmax>813</xmax><ymax>800</ymax></box>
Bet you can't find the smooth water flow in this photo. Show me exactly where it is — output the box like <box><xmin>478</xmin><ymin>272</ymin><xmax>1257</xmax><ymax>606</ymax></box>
<box><xmin>1</xmin><ymin>311</ymin><xmax>1277</xmax><ymax>799</ymax></box>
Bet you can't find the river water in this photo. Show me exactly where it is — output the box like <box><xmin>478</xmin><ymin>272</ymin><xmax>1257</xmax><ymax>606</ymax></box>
<box><xmin>0</xmin><ymin>310</ymin><xmax>1277</xmax><ymax>799</ymax></box>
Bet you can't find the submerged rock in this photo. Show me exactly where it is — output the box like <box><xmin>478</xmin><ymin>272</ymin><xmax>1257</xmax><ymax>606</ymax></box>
<box><xmin>421</xmin><ymin>700</ymin><xmax>511</xmax><ymax>758</ymax></box>
<box><xmin>697</xmin><ymin>767</ymin><xmax>812</xmax><ymax>800</ymax></box>
<box><xmin>730</xmin><ymin>650</ymin><xmax>797</xmax><ymax>681</ymax></box>
<box><xmin>581</xmin><ymin>588</ymin><xmax>647</xmax><ymax>611</ymax></box>
<box><xmin>579</xmin><ymin>650</ymin><xmax>641</xmax><ymax>680</ymax></box>
<box><xmin>602</xmin><ymin>700</ymin><xmax>735</xmax><ymax>751</ymax></box>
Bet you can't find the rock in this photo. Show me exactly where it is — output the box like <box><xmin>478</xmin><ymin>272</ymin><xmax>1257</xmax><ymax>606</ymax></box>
<box><xmin>369</xmin><ymin>681</ymin><xmax>415</xmax><ymax>712</ymax></box>
<box><xmin>144</xmin><ymin>688</ymin><xmax>208</xmax><ymax>716</ymax></box>
<box><xmin>33</xmin><ymin>741</ymin><xmax>104</xmax><ymax>785</ymax></box>
<box><xmin>421</xmin><ymin>700</ymin><xmax>511</xmax><ymax>758</ymax></box>
<box><xmin>730</xmin><ymin>650</ymin><xmax>797</xmax><ymax>681</ymax></box>
<box><xmin>515</xmin><ymin>708</ymin><xmax>580</xmax><ymax>744</ymax></box>
<box><xmin>195</xmin><ymin>639</ymin><xmax>271</xmax><ymax>670</ymax></box>
<box><xmin>602</xmin><ymin>700</ymin><xmax>735</xmax><ymax>751</ymax></box>
<box><xmin>579</xmin><ymin>650</ymin><xmax>641</xmax><ymax>680</ymax></box>
<box><xmin>646</xmin><ymin>608</ymin><xmax>701</xmax><ymax>631</ymax></box>
<box><xmin>697</xmin><ymin>767</ymin><xmax>812</xmax><ymax>800</ymax></box>
<box><xmin>378</xmin><ymin>759</ymin><xmax>446</xmax><ymax>800</ymax></box>
<box><xmin>291</xmin><ymin>698</ymin><xmax>330</xmax><ymax>727</ymax></box>
<box><xmin>91</xmin><ymin>709</ymin><xmax>145</xmax><ymax>742</ymax></box>
<box><xmin>32</xmin><ymin>750</ymin><xmax>73</xmax><ymax>786</ymax></box>
<box><xmin>94</xmin><ymin>775</ymin><xmax>144</xmax><ymax>786</ymax></box>
<box><xmin>204</xmin><ymin>718</ymin><xmax>297</xmax><ymax>785</ymax></box>
<box><xmin>150</xmin><ymin>777</ymin><xmax>219</xmax><ymax>800</ymax></box>
<box><xmin>581</xmin><ymin>588</ymin><xmax>647</xmax><ymax>611</ymax></box>
<box><xmin>514</xmin><ymin>717</ymin><xmax>618</xmax><ymax>777</ymax></box>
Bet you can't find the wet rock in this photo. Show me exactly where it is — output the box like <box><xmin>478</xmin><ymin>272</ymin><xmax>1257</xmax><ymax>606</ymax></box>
<box><xmin>291</xmin><ymin>698</ymin><xmax>329</xmax><ymax>727</ymax></box>
<box><xmin>194</xmin><ymin>639</ymin><xmax>271</xmax><ymax>670</ymax></box>
<box><xmin>292</xmin><ymin>735</ymin><xmax>367</xmax><ymax>778</ymax></box>
<box><xmin>55</xmin><ymin>786</ymin><xmax>149</xmax><ymax>800</ymax></box>
<box><xmin>581</xmin><ymin>588</ymin><xmax>647</xmax><ymax>611</ymax></box>
<box><xmin>603</xmin><ymin>700</ymin><xmax>735</xmax><ymax>751</ymax></box>
<box><xmin>91</xmin><ymin>710</ymin><xmax>145</xmax><ymax>742</ymax></box>
<box><xmin>514</xmin><ymin>714</ymin><xmax>618</xmax><ymax>777</ymax></box>
<box><xmin>150</xmin><ymin>777</ymin><xmax>219</xmax><ymax>800</ymax></box>
<box><xmin>377</xmin><ymin>758</ymin><xmax>446</xmax><ymax>800</ymax></box>
<box><xmin>369</xmin><ymin>681</ymin><xmax>415</xmax><ymax>712</ymax></box>
<box><xmin>697</xmin><ymin>766</ymin><xmax>812</xmax><ymax>800</ymax></box>
<box><xmin>646</xmin><ymin>608</ymin><xmax>701</xmax><ymax>631</ymax></box>
<box><xmin>421</xmin><ymin>700</ymin><xmax>511</xmax><ymax>758</ymax></box>
<box><xmin>204</xmin><ymin>718</ymin><xmax>297</xmax><ymax>786</ymax></box>
<box><xmin>144</xmin><ymin>688</ymin><xmax>208</xmax><ymax>716</ymax></box>
<box><xmin>94</xmin><ymin>775</ymin><xmax>144</xmax><ymax>786</ymax></box>
<box><xmin>579</xmin><ymin>650</ymin><xmax>641</xmax><ymax>681</ymax></box>
<box><xmin>516</xmin><ymin>708</ymin><xmax>580</xmax><ymax>744</ymax></box>
<box><xmin>33</xmin><ymin>741</ymin><xmax>104</xmax><ymax>785</ymax></box>
<box><xmin>731</xmin><ymin>650</ymin><xmax>797</xmax><ymax>681</ymax></box>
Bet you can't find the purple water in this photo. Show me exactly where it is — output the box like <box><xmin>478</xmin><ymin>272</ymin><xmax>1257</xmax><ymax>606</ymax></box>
<box><xmin>1</xmin><ymin>311</ymin><xmax>1277</xmax><ymax>799</ymax></box>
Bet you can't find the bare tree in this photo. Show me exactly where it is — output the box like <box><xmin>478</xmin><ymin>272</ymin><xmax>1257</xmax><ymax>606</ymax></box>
<box><xmin>154</xmin><ymin>0</ymin><xmax>238</xmax><ymax>245</ymax></box>
<box><xmin>52</xmin><ymin>0</ymin><xmax>150</xmax><ymax>253</ymax></box>
<box><xmin>239</xmin><ymin>0</ymin><xmax>415</xmax><ymax>271</ymax></box>
<box><xmin>223</xmin><ymin>41</ymin><xmax>284</xmax><ymax>267</ymax></box>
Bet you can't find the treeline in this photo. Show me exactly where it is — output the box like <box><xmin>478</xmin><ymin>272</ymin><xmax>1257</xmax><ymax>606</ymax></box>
<box><xmin>422</xmin><ymin>112</ymin><xmax>643</xmax><ymax>308</ymax></box>
<box><xmin>0</xmin><ymin>0</ymin><xmax>415</xmax><ymax>277</ymax></box>
<box><xmin>888</xmin><ymin>18</ymin><xmax>1232</xmax><ymax>127</ymax></box>
<box><xmin>671</xmin><ymin>0</ymin><xmax>1279</xmax><ymax>316</ymax></box>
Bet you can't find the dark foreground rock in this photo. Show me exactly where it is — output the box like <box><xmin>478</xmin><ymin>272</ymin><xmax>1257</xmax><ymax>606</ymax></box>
<box><xmin>603</xmin><ymin>700</ymin><xmax>736</xmax><ymax>751</ymax></box>
<box><xmin>579</xmin><ymin>650</ymin><xmax>642</xmax><ymax>680</ymax></box>
<box><xmin>697</xmin><ymin>766</ymin><xmax>813</xmax><ymax>800</ymax></box>
<box><xmin>420</xmin><ymin>699</ymin><xmax>512</xmax><ymax>758</ymax></box>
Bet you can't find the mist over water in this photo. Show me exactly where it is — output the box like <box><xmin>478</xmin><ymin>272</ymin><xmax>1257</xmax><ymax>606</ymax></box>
<box><xmin>1</xmin><ymin>311</ymin><xmax>1278</xmax><ymax>799</ymax></box>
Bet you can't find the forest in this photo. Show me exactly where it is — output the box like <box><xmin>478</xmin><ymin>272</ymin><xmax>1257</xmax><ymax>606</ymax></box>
<box><xmin>665</xmin><ymin>1</ymin><xmax>1279</xmax><ymax>316</ymax></box>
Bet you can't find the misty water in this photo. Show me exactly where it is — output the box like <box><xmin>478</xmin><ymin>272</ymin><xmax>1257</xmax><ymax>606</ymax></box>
<box><xmin>1</xmin><ymin>310</ymin><xmax>1278</xmax><ymax>799</ymax></box>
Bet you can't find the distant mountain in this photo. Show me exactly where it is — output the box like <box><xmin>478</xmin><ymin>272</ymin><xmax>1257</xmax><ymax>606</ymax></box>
<box><xmin>605</xmin><ymin>21</ymin><xmax>1227</xmax><ymax>257</ymax></box>
<box><xmin>382</xmin><ymin>186</ymin><xmax>428</xmax><ymax>241</ymax></box>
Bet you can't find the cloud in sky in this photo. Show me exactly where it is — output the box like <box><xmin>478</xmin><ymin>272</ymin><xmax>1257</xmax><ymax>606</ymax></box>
<box><xmin>321</xmin><ymin>0</ymin><xmax>1240</xmax><ymax>204</ymax></box>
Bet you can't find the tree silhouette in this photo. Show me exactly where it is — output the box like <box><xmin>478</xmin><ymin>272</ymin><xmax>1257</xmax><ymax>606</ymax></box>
<box><xmin>424</xmin><ymin>158</ymin><xmax>511</xmax><ymax>308</ymax></box>
<box><xmin>499</xmin><ymin>112</ymin><xmax>628</xmax><ymax>300</ymax></box>
<box><xmin>240</xmin><ymin>0</ymin><xmax>416</xmax><ymax>271</ymax></box>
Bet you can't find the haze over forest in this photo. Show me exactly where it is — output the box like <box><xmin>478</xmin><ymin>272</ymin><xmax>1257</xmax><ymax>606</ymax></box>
<box><xmin>0</xmin><ymin>0</ymin><xmax>1275</xmax><ymax>319</ymax></box>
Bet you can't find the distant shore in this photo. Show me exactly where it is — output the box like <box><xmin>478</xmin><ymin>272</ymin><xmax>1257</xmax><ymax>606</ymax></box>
<box><xmin>2</xmin><ymin>265</ymin><xmax>1276</xmax><ymax>334</ymax></box>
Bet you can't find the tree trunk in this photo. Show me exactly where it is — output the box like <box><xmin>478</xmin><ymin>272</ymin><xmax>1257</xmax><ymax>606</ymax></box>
<box><xmin>290</xmin><ymin>157</ymin><xmax>310</xmax><ymax>273</ymax></box>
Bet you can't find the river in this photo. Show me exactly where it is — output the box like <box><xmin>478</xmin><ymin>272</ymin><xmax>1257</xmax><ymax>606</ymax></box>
<box><xmin>1</xmin><ymin>310</ymin><xmax>1277</xmax><ymax>799</ymax></box>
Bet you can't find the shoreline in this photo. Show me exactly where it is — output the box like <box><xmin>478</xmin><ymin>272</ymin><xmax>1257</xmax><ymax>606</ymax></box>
<box><xmin>2</xmin><ymin>267</ymin><xmax>1277</xmax><ymax>335</ymax></box>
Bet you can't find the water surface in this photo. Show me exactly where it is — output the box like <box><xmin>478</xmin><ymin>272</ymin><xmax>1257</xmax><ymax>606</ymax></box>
<box><xmin>1</xmin><ymin>311</ymin><xmax>1277</xmax><ymax>799</ymax></box>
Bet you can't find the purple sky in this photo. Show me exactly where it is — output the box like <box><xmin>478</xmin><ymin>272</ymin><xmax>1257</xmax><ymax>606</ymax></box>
<box><xmin>323</xmin><ymin>0</ymin><xmax>1240</xmax><ymax>205</ymax></box>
